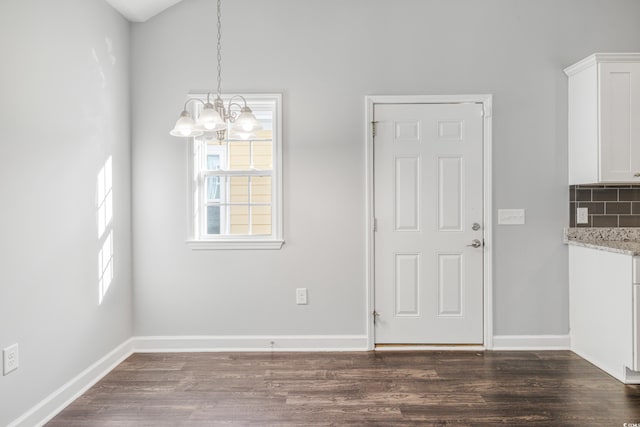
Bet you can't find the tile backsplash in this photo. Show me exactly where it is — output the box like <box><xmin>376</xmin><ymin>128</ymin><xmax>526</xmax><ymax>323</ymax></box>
<box><xmin>570</xmin><ymin>185</ymin><xmax>640</xmax><ymax>227</ymax></box>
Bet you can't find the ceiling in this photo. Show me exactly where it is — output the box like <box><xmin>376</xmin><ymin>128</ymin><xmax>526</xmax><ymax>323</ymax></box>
<box><xmin>104</xmin><ymin>0</ymin><xmax>184</xmax><ymax>22</ymax></box>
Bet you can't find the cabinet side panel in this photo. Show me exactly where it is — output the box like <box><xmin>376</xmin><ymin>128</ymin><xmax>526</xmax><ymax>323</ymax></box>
<box><xmin>569</xmin><ymin>246</ymin><xmax>633</xmax><ymax>381</ymax></box>
<box><xmin>568</xmin><ymin>65</ymin><xmax>599</xmax><ymax>184</ymax></box>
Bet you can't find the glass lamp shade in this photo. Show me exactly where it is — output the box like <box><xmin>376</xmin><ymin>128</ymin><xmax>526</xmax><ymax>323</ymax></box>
<box><xmin>170</xmin><ymin>111</ymin><xmax>204</xmax><ymax>137</ymax></box>
<box><xmin>231</xmin><ymin>107</ymin><xmax>262</xmax><ymax>133</ymax></box>
<box><xmin>229</xmin><ymin>130</ymin><xmax>256</xmax><ymax>140</ymax></box>
<box><xmin>197</xmin><ymin>103</ymin><xmax>225</xmax><ymax>131</ymax></box>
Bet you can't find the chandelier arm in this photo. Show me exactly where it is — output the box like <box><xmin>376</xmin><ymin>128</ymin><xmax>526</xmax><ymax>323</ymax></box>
<box><xmin>183</xmin><ymin>98</ymin><xmax>206</xmax><ymax>111</ymax></box>
<box><xmin>226</xmin><ymin>101</ymin><xmax>246</xmax><ymax>122</ymax></box>
<box><xmin>228</xmin><ymin>95</ymin><xmax>249</xmax><ymax>107</ymax></box>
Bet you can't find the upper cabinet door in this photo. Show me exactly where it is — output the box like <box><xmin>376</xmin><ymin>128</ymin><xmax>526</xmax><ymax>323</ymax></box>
<box><xmin>566</xmin><ymin>54</ymin><xmax>640</xmax><ymax>185</ymax></box>
<box><xmin>600</xmin><ymin>62</ymin><xmax>640</xmax><ymax>182</ymax></box>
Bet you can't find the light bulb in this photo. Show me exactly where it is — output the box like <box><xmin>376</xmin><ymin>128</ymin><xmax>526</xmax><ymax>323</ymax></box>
<box><xmin>232</xmin><ymin>107</ymin><xmax>262</xmax><ymax>133</ymax></box>
<box><xmin>198</xmin><ymin>103</ymin><xmax>223</xmax><ymax>130</ymax></box>
<box><xmin>230</xmin><ymin>130</ymin><xmax>255</xmax><ymax>140</ymax></box>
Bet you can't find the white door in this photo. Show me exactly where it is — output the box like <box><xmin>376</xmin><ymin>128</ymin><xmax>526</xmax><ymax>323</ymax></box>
<box><xmin>374</xmin><ymin>103</ymin><xmax>484</xmax><ymax>344</ymax></box>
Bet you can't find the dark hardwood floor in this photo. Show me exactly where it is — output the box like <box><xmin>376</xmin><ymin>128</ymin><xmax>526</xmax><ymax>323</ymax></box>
<box><xmin>47</xmin><ymin>351</ymin><xmax>640</xmax><ymax>426</ymax></box>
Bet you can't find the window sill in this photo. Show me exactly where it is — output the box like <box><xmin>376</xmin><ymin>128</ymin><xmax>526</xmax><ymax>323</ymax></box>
<box><xmin>186</xmin><ymin>239</ymin><xmax>285</xmax><ymax>250</ymax></box>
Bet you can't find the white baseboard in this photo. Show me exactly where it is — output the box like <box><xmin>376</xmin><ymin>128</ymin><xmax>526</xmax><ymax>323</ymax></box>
<box><xmin>625</xmin><ymin>367</ymin><xmax>640</xmax><ymax>384</ymax></box>
<box><xmin>8</xmin><ymin>338</ymin><xmax>134</xmax><ymax>427</ymax></box>
<box><xmin>491</xmin><ymin>335</ymin><xmax>571</xmax><ymax>350</ymax></box>
<box><xmin>133</xmin><ymin>334</ymin><xmax>369</xmax><ymax>352</ymax></box>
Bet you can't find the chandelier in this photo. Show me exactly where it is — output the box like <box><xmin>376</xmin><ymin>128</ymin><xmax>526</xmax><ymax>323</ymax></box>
<box><xmin>170</xmin><ymin>0</ymin><xmax>261</xmax><ymax>141</ymax></box>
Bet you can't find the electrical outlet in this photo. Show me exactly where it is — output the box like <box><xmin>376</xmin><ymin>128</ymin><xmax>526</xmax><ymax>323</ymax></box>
<box><xmin>577</xmin><ymin>207</ymin><xmax>589</xmax><ymax>224</ymax></box>
<box><xmin>296</xmin><ymin>288</ymin><xmax>308</xmax><ymax>305</ymax></box>
<box><xmin>3</xmin><ymin>343</ymin><xmax>19</xmax><ymax>376</ymax></box>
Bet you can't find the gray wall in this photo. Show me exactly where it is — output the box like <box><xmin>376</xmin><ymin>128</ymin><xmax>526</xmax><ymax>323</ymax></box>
<box><xmin>131</xmin><ymin>0</ymin><xmax>640</xmax><ymax>338</ymax></box>
<box><xmin>0</xmin><ymin>0</ymin><xmax>132</xmax><ymax>424</ymax></box>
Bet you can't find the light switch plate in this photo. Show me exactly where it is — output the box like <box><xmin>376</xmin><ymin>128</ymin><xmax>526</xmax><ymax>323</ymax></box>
<box><xmin>498</xmin><ymin>209</ymin><xmax>525</xmax><ymax>225</ymax></box>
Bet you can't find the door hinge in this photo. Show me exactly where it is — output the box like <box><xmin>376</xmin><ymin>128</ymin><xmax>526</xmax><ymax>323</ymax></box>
<box><xmin>373</xmin><ymin>310</ymin><xmax>380</xmax><ymax>324</ymax></box>
<box><xmin>371</xmin><ymin>121</ymin><xmax>378</xmax><ymax>138</ymax></box>
<box><xmin>373</xmin><ymin>218</ymin><xmax>378</xmax><ymax>232</ymax></box>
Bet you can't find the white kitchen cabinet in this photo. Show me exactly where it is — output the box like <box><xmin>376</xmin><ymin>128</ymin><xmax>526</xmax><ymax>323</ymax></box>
<box><xmin>565</xmin><ymin>53</ymin><xmax>640</xmax><ymax>184</ymax></box>
<box><xmin>569</xmin><ymin>245</ymin><xmax>640</xmax><ymax>383</ymax></box>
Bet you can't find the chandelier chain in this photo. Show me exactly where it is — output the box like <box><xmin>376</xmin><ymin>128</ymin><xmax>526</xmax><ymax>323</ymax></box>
<box><xmin>216</xmin><ymin>0</ymin><xmax>222</xmax><ymax>96</ymax></box>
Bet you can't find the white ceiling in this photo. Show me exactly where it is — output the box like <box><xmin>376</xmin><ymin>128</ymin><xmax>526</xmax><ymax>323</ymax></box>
<box><xmin>105</xmin><ymin>0</ymin><xmax>184</xmax><ymax>22</ymax></box>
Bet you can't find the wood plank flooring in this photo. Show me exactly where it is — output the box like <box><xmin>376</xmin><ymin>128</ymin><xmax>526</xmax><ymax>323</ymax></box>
<box><xmin>47</xmin><ymin>351</ymin><xmax>640</xmax><ymax>426</ymax></box>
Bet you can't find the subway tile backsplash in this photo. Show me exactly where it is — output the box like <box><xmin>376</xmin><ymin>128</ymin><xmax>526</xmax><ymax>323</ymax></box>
<box><xmin>570</xmin><ymin>185</ymin><xmax>640</xmax><ymax>227</ymax></box>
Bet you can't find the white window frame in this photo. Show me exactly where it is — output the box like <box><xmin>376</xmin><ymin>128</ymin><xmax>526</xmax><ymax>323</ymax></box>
<box><xmin>186</xmin><ymin>93</ymin><xmax>283</xmax><ymax>250</ymax></box>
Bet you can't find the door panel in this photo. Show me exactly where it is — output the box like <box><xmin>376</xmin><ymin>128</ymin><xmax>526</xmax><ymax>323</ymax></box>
<box><xmin>394</xmin><ymin>253</ymin><xmax>421</xmax><ymax>317</ymax></box>
<box><xmin>374</xmin><ymin>103</ymin><xmax>483</xmax><ymax>344</ymax></box>
<box><xmin>438</xmin><ymin>156</ymin><xmax>463</xmax><ymax>231</ymax></box>
<box><xmin>437</xmin><ymin>253</ymin><xmax>463</xmax><ymax>316</ymax></box>
<box><xmin>395</xmin><ymin>156</ymin><xmax>420</xmax><ymax>231</ymax></box>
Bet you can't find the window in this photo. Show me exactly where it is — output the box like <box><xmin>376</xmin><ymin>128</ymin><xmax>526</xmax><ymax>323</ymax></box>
<box><xmin>187</xmin><ymin>94</ymin><xmax>283</xmax><ymax>250</ymax></box>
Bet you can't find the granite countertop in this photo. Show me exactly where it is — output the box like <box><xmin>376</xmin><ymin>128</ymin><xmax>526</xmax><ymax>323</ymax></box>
<box><xmin>564</xmin><ymin>228</ymin><xmax>640</xmax><ymax>256</ymax></box>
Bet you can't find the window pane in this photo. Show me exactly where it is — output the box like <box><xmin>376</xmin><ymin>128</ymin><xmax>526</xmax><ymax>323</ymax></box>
<box><xmin>207</xmin><ymin>206</ymin><xmax>221</xmax><ymax>234</ymax></box>
<box><xmin>229</xmin><ymin>142</ymin><xmax>250</xmax><ymax>170</ymax></box>
<box><xmin>230</xmin><ymin>205</ymin><xmax>249</xmax><ymax>235</ymax></box>
<box><xmin>252</xmin><ymin>140</ymin><xmax>273</xmax><ymax>170</ymax></box>
<box><xmin>251</xmin><ymin>176</ymin><xmax>272</xmax><ymax>204</ymax></box>
<box><xmin>251</xmin><ymin>205</ymin><xmax>272</xmax><ymax>235</ymax></box>
<box><xmin>207</xmin><ymin>154</ymin><xmax>221</xmax><ymax>170</ymax></box>
<box><xmin>230</xmin><ymin>176</ymin><xmax>249</xmax><ymax>203</ymax></box>
<box><xmin>206</xmin><ymin>176</ymin><xmax>222</xmax><ymax>202</ymax></box>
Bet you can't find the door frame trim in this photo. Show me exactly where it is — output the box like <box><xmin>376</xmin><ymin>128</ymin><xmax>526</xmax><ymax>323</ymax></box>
<box><xmin>364</xmin><ymin>94</ymin><xmax>493</xmax><ymax>350</ymax></box>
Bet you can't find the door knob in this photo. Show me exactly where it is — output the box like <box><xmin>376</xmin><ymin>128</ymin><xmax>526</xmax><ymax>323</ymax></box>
<box><xmin>467</xmin><ymin>239</ymin><xmax>482</xmax><ymax>248</ymax></box>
